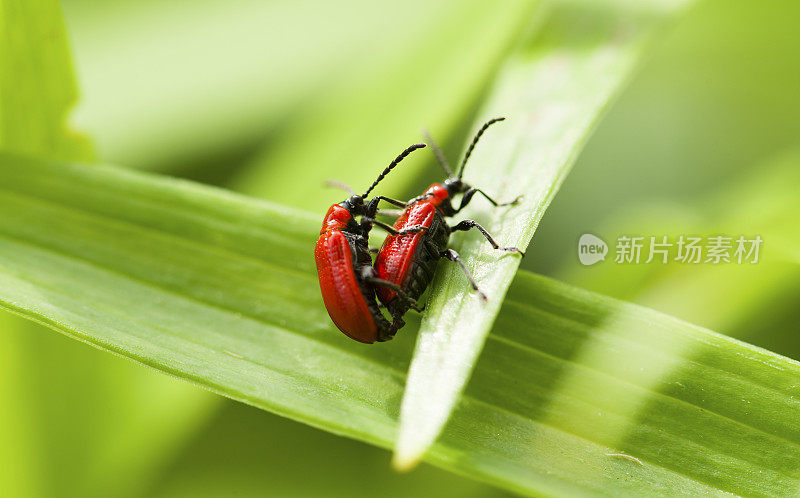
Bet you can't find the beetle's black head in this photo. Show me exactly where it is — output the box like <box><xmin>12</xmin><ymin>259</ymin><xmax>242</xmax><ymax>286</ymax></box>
<box><xmin>341</xmin><ymin>194</ymin><xmax>366</xmax><ymax>215</ymax></box>
<box><xmin>444</xmin><ymin>177</ymin><xmax>469</xmax><ymax>196</ymax></box>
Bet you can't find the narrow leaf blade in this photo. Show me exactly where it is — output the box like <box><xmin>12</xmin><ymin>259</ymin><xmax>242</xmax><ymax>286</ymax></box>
<box><xmin>0</xmin><ymin>0</ymin><xmax>91</xmax><ymax>160</ymax></box>
<box><xmin>395</xmin><ymin>0</ymin><xmax>694</xmax><ymax>468</ymax></box>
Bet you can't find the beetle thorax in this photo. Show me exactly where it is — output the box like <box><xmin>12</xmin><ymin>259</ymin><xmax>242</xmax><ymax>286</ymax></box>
<box><xmin>320</xmin><ymin>204</ymin><xmax>357</xmax><ymax>233</ymax></box>
<box><xmin>423</xmin><ymin>183</ymin><xmax>450</xmax><ymax>206</ymax></box>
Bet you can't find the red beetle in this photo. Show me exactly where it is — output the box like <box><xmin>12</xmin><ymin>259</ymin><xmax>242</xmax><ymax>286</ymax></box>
<box><xmin>372</xmin><ymin>117</ymin><xmax>524</xmax><ymax>324</ymax></box>
<box><xmin>315</xmin><ymin>143</ymin><xmax>426</xmax><ymax>343</ymax></box>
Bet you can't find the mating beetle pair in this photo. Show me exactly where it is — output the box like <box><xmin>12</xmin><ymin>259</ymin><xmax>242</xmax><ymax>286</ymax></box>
<box><xmin>314</xmin><ymin>118</ymin><xmax>523</xmax><ymax>344</ymax></box>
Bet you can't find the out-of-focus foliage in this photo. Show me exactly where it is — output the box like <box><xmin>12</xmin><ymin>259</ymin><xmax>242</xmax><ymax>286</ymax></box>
<box><xmin>148</xmin><ymin>402</ymin><xmax>512</xmax><ymax>498</ymax></box>
<box><xmin>230</xmin><ymin>0</ymin><xmax>538</xmax><ymax>211</ymax></box>
<box><xmin>0</xmin><ymin>318</ymin><xmax>216</xmax><ymax>498</ymax></box>
<box><xmin>528</xmin><ymin>0</ymin><xmax>800</xmax><ymax>279</ymax></box>
<box><xmin>0</xmin><ymin>0</ymin><xmax>90</xmax><ymax>159</ymax></box>
<box><xmin>63</xmin><ymin>0</ymin><xmax>536</xmax><ymax>186</ymax></box>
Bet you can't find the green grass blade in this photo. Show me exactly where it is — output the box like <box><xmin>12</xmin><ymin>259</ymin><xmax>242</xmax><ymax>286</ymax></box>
<box><xmin>395</xmin><ymin>0</ymin><xmax>695</xmax><ymax>468</ymax></box>
<box><xmin>0</xmin><ymin>4</ymin><xmax>217</xmax><ymax>495</ymax></box>
<box><xmin>0</xmin><ymin>5</ymin><xmax>83</xmax><ymax>493</ymax></box>
<box><xmin>0</xmin><ymin>0</ymin><xmax>91</xmax><ymax>160</ymax></box>
<box><xmin>2</xmin><ymin>153</ymin><xmax>800</xmax><ymax>495</ymax></box>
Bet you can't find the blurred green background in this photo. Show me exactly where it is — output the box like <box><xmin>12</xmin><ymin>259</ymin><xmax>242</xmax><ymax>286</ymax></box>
<box><xmin>3</xmin><ymin>0</ymin><xmax>799</xmax><ymax>496</ymax></box>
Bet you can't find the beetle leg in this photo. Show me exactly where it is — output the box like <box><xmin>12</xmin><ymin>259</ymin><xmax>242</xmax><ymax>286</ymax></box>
<box><xmin>363</xmin><ymin>197</ymin><xmax>404</xmax><ymax>226</ymax></box>
<box><xmin>372</xmin><ymin>195</ymin><xmax>408</xmax><ymax>208</ymax></box>
<box><xmin>454</xmin><ymin>187</ymin><xmax>522</xmax><ymax>214</ymax></box>
<box><xmin>376</xmin><ymin>318</ymin><xmax>402</xmax><ymax>342</ymax></box>
<box><xmin>364</xmin><ymin>276</ymin><xmax>425</xmax><ymax>313</ymax></box>
<box><xmin>397</xmin><ymin>224</ymin><xmax>427</xmax><ymax>236</ymax></box>
<box><xmin>439</xmin><ymin>249</ymin><xmax>488</xmax><ymax>301</ymax></box>
<box><xmin>450</xmin><ymin>219</ymin><xmax>525</xmax><ymax>256</ymax></box>
<box><xmin>406</xmin><ymin>192</ymin><xmax>436</xmax><ymax>205</ymax></box>
<box><xmin>363</xmin><ymin>218</ymin><xmax>401</xmax><ymax>235</ymax></box>
<box><xmin>363</xmin><ymin>219</ymin><xmax>427</xmax><ymax>237</ymax></box>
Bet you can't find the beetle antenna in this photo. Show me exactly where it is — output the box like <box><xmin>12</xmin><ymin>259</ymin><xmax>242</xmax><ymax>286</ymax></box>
<box><xmin>457</xmin><ymin>117</ymin><xmax>505</xmax><ymax>179</ymax></box>
<box><xmin>324</xmin><ymin>180</ymin><xmax>356</xmax><ymax>195</ymax></box>
<box><xmin>421</xmin><ymin>129</ymin><xmax>453</xmax><ymax>177</ymax></box>
<box><xmin>362</xmin><ymin>143</ymin><xmax>426</xmax><ymax>197</ymax></box>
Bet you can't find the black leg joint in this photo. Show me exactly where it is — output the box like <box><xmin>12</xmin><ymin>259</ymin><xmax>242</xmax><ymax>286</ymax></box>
<box><xmin>450</xmin><ymin>219</ymin><xmax>524</xmax><ymax>257</ymax></box>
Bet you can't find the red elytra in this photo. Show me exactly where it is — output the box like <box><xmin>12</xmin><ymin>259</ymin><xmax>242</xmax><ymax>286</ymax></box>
<box><xmin>315</xmin><ymin>211</ymin><xmax>381</xmax><ymax>343</ymax></box>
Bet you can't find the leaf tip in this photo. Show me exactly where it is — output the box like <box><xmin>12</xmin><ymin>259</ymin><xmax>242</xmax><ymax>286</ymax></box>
<box><xmin>391</xmin><ymin>444</ymin><xmax>423</xmax><ymax>472</ymax></box>
<box><xmin>392</xmin><ymin>391</ymin><xmax>447</xmax><ymax>472</ymax></box>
